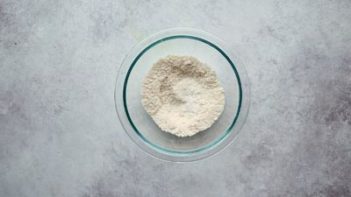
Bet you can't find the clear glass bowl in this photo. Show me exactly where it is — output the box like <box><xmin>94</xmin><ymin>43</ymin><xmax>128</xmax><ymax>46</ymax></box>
<box><xmin>115</xmin><ymin>28</ymin><xmax>250</xmax><ymax>162</ymax></box>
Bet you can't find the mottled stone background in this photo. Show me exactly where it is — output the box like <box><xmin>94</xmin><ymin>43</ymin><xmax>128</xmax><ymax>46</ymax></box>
<box><xmin>0</xmin><ymin>0</ymin><xmax>350</xmax><ymax>196</ymax></box>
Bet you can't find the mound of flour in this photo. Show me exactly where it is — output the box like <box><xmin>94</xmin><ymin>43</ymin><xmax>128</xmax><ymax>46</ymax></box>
<box><xmin>141</xmin><ymin>55</ymin><xmax>225</xmax><ymax>137</ymax></box>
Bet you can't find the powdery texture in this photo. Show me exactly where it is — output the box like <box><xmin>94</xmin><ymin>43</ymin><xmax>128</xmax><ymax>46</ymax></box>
<box><xmin>141</xmin><ymin>55</ymin><xmax>225</xmax><ymax>137</ymax></box>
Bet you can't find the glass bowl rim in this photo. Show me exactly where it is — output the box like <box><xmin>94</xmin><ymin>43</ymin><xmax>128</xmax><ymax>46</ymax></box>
<box><xmin>115</xmin><ymin>28</ymin><xmax>250</xmax><ymax>162</ymax></box>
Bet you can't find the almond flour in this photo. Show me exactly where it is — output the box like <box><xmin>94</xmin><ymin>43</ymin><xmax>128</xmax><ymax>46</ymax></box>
<box><xmin>141</xmin><ymin>55</ymin><xmax>225</xmax><ymax>137</ymax></box>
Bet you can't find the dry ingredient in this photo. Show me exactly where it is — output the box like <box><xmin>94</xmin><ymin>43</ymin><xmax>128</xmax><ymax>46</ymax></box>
<box><xmin>141</xmin><ymin>55</ymin><xmax>225</xmax><ymax>137</ymax></box>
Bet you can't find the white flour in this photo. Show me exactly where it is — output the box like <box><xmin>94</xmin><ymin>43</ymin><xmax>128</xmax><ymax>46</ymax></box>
<box><xmin>142</xmin><ymin>55</ymin><xmax>225</xmax><ymax>137</ymax></box>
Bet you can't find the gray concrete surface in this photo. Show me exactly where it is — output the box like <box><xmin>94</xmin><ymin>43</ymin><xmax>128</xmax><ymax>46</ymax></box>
<box><xmin>1</xmin><ymin>0</ymin><xmax>351</xmax><ymax>196</ymax></box>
